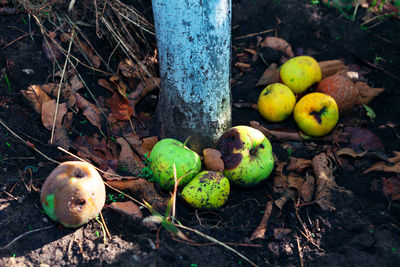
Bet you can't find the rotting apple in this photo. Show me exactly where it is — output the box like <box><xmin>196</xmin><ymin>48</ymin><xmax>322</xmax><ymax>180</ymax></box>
<box><xmin>40</xmin><ymin>161</ymin><xmax>106</xmax><ymax>228</ymax></box>
<box><xmin>215</xmin><ymin>126</ymin><xmax>274</xmax><ymax>187</ymax></box>
<box><xmin>182</xmin><ymin>171</ymin><xmax>230</xmax><ymax>209</ymax></box>
<box><xmin>149</xmin><ymin>138</ymin><xmax>201</xmax><ymax>191</ymax></box>
<box><xmin>257</xmin><ymin>83</ymin><xmax>296</xmax><ymax>122</ymax></box>
<box><xmin>280</xmin><ymin>56</ymin><xmax>322</xmax><ymax>94</ymax></box>
<box><xmin>293</xmin><ymin>92</ymin><xmax>339</xmax><ymax>137</ymax></box>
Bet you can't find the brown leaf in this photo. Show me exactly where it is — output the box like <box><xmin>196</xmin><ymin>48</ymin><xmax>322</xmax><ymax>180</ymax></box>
<box><xmin>41</xmin><ymin>100</ymin><xmax>70</xmax><ymax>149</ymax></box>
<box><xmin>98</xmin><ymin>78</ymin><xmax>114</xmax><ymax>93</ymax></box>
<box><xmin>142</xmin><ymin>136</ymin><xmax>159</xmax><ymax>155</ymax></box>
<box><xmin>75</xmin><ymin>93</ymin><xmax>102</xmax><ymax>129</ymax></box>
<box><xmin>274</xmin><ymin>228</ymin><xmax>292</xmax><ymax>240</ymax></box>
<box><xmin>260</xmin><ymin>36</ymin><xmax>294</xmax><ymax>58</ymax></box>
<box><xmin>345</xmin><ymin>126</ymin><xmax>384</xmax><ymax>153</ymax></box>
<box><xmin>107</xmin><ymin>201</ymin><xmax>143</xmax><ymax>220</ymax></box>
<box><xmin>69</xmin><ymin>74</ymin><xmax>84</xmax><ymax>92</ymax></box>
<box><xmin>388</xmin><ymin>151</ymin><xmax>400</xmax><ymax>164</ymax></box>
<box><xmin>301</xmin><ymin>173</ymin><xmax>315</xmax><ymax>202</ymax></box>
<box><xmin>318</xmin><ymin>60</ymin><xmax>346</xmax><ymax>79</ymax></box>
<box><xmin>106</xmin><ymin>179</ymin><xmax>168</xmax><ymax>211</ymax></box>
<box><xmin>119</xmin><ymin>58</ymin><xmax>143</xmax><ymax>80</ymax></box>
<box><xmin>234</xmin><ymin>62</ymin><xmax>251</xmax><ymax>70</ymax></box>
<box><xmin>109</xmin><ymin>92</ymin><xmax>133</xmax><ymax>121</ymax></box>
<box><xmin>109</xmin><ymin>75</ymin><xmax>129</xmax><ymax>98</ymax></box>
<box><xmin>363</xmin><ymin>161</ymin><xmax>400</xmax><ymax>174</ymax></box>
<box><xmin>355</xmin><ymin>81</ymin><xmax>385</xmax><ymax>105</ymax></box>
<box><xmin>312</xmin><ymin>153</ymin><xmax>337</xmax><ymax>211</ymax></box>
<box><xmin>42</xmin><ymin>36</ymin><xmax>61</xmax><ymax>64</ymax></box>
<box><xmin>116</xmin><ymin>137</ymin><xmax>141</xmax><ymax>174</ymax></box>
<box><xmin>249</xmin><ymin>202</ymin><xmax>273</xmax><ymax>240</ymax></box>
<box><xmin>123</xmin><ymin>132</ymin><xmax>145</xmax><ymax>158</ymax></box>
<box><xmin>73</xmin><ymin>35</ymin><xmax>101</xmax><ymax>68</ymax></box>
<box><xmin>381</xmin><ymin>177</ymin><xmax>400</xmax><ymax>201</ymax></box>
<box><xmin>20</xmin><ymin>85</ymin><xmax>52</xmax><ymax>113</ymax></box>
<box><xmin>256</xmin><ymin>63</ymin><xmax>280</xmax><ymax>87</ymax></box>
<box><xmin>286</xmin><ymin>157</ymin><xmax>312</xmax><ymax>173</ymax></box>
<box><xmin>128</xmin><ymin>78</ymin><xmax>160</xmax><ymax>115</ymax></box>
<box><xmin>203</xmin><ymin>148</ymin><xmax>224</xmax><ymax>172</ymax></box>
<box><xmin>39</xmin><ymin>83</ymin><xmax>76</xmax><ymax>108</ymax></box>
<box><xmin>233</xmin><ymin>102</ymin><xmax>258</xmax><ymax>110</ymax></box>
<box><xmin>287</xmin><ymin>173</ymin><xmax>304</xmax><ymax>192</ymax></box>
<box><xmin>336</xmin><ymin>148</ymin><xmax>368</xmax><ymax>158</ymax></box>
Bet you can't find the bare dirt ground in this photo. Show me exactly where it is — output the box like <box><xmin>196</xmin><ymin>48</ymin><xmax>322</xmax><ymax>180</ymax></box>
<box><xmin>1</xmin><ymin>0</ymin><xmax>400</xmax><ymax>266</ymax></box>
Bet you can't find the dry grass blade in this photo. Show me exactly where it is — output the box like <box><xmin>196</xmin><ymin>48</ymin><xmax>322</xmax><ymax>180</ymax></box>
<box><xmin>0</xmin><ymin>225</ymin><xmax>54</xmax><ymax>250</ymax></box>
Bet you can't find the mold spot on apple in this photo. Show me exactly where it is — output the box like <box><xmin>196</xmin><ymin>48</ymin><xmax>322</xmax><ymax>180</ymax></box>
<box><xmin>309</xmin><ymin>106</ymin><xmax>327</xmax><ymax>124</ymax></box>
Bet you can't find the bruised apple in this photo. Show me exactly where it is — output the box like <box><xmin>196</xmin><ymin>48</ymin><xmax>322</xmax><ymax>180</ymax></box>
<box><xmin>293</xmin><ymin>92</ymin><xmax>339</xmax><ymax>137</ymax></box>
<box><xmin>280</xmin><ymin>56</ymin><xmax>322</xmax><ymax>94</ymax></box>
<box><xmin>182</xmin><ymin>171</ymin><xmax>230</xmax><ymax>209</ymax></box>
<box><xmin>215</xmin><ymin>126</ymin><xmax>274</xmax><ymax>187</ymax></box>
<box><xmin>150</xmin><ymin>138</ymin><xmax>201</xmax><ymax>191</ymax></box>
<box><xmin>40</xmin><ymin>161</ymin><xmax>106</xmax><ymax>228</ymax></box>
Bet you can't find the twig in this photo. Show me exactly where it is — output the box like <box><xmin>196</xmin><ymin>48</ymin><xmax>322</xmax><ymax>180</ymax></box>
<box><xmin>99</xmin><ymin>211</ymin><xmax>111</xmax><ymax>239</ymax></box>
<box><xmin>0</xmin><ymin>118</ymin><xmax>60</xmax><ymax>164</ymax></box>
<box><xmin>234</xmin><ymin>28</ymin><xmax>275</xmax><ymax>40</ymax></box>
<box><xmin>50</xmin><ymin>29</ymin><xmax>75</xmax><ymax>144</ymax></box>
<box><xmin>249</xmin><ymin>201</ymin><xmax>273</xmax><ymax>240</ymax></box>
<box><xmin>296</xmin><ymin>235</ymin><xmax>304</xmax><ymax>267</ymax></box>
<box><xmin>1</xmin><ymin>32</ymin><xmax>31</xmax><ymax>49</ymax></box>
<box><xmin>177</xmin><ymin>224</ymin><xmax>259</xmax><ymax>267</ymax></box>
<box><xmin>0</xmin><ymin>225</ymin><xmax>54</xmax><ymax>250</ymax></box>
<box><xmin>95</xmin><ymin>216</ymin><xmax>107</xmax><ymax>244</ymax></box>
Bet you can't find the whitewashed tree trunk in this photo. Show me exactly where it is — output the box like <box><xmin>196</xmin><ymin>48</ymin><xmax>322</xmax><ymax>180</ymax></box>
<box><xmin>152</xmin><ymin>0</ymin><xmax>232</xmax><ymax>152</ymax></box>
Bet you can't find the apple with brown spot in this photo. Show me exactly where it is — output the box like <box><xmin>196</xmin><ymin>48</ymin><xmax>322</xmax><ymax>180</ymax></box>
<box><xmin>215</xmin><ymin>126</ymin><xmax>274</xmax><ymax>187</ymax></box>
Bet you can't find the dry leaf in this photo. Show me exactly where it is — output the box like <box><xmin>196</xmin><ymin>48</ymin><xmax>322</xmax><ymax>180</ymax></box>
<box><xmin>109</xmin><ymin>92</ymin><xmax>134</xmax><ymax>121</ymax></box>
<box><xmin>287</xmin><ymin>173</ymin><xmax>304</xmax><ymax>192</ymax></box>
<box><xmin>260</xmin><ymin>36</ymin><xmax>294</xmax><ymax>58</ymax></box>
<box><xmin>109</xmin><ymin>75</ymin><xmax>129</xmax><ymax>98</ymax></box>
<box><xmin>98</xmin><ymin>78</ymin><xmax>114</xmax><ymax>93</ymax></box>
<box><xmin>69</xmin><ymin>74</ymin><xmax>84</xmax><ymax>92</ymax></box>
<box><xmin>301</xmin><ymin>173</ymin><xmax>315</xmax><ymax>202</ymax></box>
<box><xmin>75</xmin><ymin>93</ymin><xmax>102</xmax><ymax>129</ymax></box>
<box><xmin>345</xmin><ymin>126</ymin><xmax>384</xmax><ymax>152</ymax></box>
<box><xmin>275</xmin><ymin>188</ymin><xmax>296</xmax><ymax>210</ymax></box>
<box><xmin>233</xmin><ymin>102</ymin><xmax>258</xmax><ymax>110</ymax></box>
<box><xmin>274</xmin><ymin>228</ymin><xmax>292</xmax><ymax>240</ymax></box>
<box><xmin>106</xmin><ymin>179</ymin><xmax>168</xmax><ymax>211</ymax></box>
<box><xmin>256</xmin><ymin>63</ymin><xmax>280</xmax><ymax>87</ymax></box>
<box><xmin>318</xmin><ymin>60</ymin><xmax>346</xmax><ymax>79</ymax></box>
<box><xmin>116</xmin><ymin>137</ymin><xmax>141</xmax><ymax>174</ymax></box>
<box><xmin>107</xmin><ymin>201</ymin><xmax>143</xmax><ymax>220</ymax></box>
<box><xmin>39</xmin><ymin>83</ymin><xmax>76</xmax><ymax>108</ymax></box>
<box><xmin>355</xmin><ymin>81</ymin><xmax>385</xmax><ymax>105</ymax></box>
<box><xmin>312</xmin><ymin>153</ymin><xmax>336</xmax><ymax>211</ymax></box>
<box><xmin>119</xmin><ymin>58</ymin><xmax>143</xmax><ymax>80</ymax></box>
<box><xmin>363</xmin><ymin>161</ymin><xmax>400</xmax><ymax>174</ymax></box>
<box><xmin>286</xmin><ymin>157</ymin><xmax>312</xmax><ymax>173</ymax></box>
<box><xmin>234</xmin><ymin>62</ymin><xmax>251</xmax><ymax>70</ymax></box>
<box><xmin>41</xmin><ymin>100</ymin><xmax>70</xmax><ymax>149</ymax></box>
<box><xmin>42</xmin><ymin>36</ymin><xmax>61</xmax><ymax>64</ymax></box>
<box><xmin>273</xmin><ymin>174</ymin><xmax>287</xmax><ymax>194</ymax></box>
<box><xmin>74</xmin><ymin>36</ymin><xmax>101</xmax><ymax>68</ymax></box>
<box><xmin>382</xmin><ymin>177</ymin><xmax>400</xmax><ymax>201</ymax></box>
<box><xmin>336</xmin><ymin>148</ymin><xmax>368</xmax><ymax>158</ymax></box>
<box><xmin>128</xmin><ymin>78</ymin><xmax>160</xmax><ymax>115</ymax></box>
<box><xmin>388</xmin><ymin>151</ymin><xmax>400</xmax><ymax>164</ymax></box>
<box><xmin>249</xmin><ymin>201</ymin><xmax>273</xmax><ymax>241</ymax></box>
<box><xmin>142</xmin><ymin>136</ymin><xmax>159</xmax><ymax>155</ymax></box>
<box><xmin>21</xmin><ymin>85</ymin><xmax>52</xmax><ymax>113</ymax></box>
<box><xmin>203</xmin><ymin>148</ymin><xmax>224</xmax><ymax>172</ymax></box>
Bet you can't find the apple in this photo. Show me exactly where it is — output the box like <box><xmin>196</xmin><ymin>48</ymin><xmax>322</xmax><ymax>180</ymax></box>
<box><xmin>182</xmin><ymin>171</ymin><xmax>230</xmax><ymax>209</ymax></box>
<box><xmin>40</xmin><ymin>161</ymin><xmax>106</xmax><ymax>228</ymax></box>
<box><xmin>293</xmin><ymin>92</ymin><xmax>339</xmax><ymax>137</ymax></box>
<box><xmin>215</xmin><ymin>126</ymin><xmax>274</xmax><ymax>187</ymax></box>
<box><xmin>257</xmin><ymin>83</ymin><xmax>296</xmax><ymax>122</ymax></box>
<box><xmin>280</xmin><ymin>56</ymin><xmax>322</xmax><ymax>94</ymax></box>
<box><xmin>150</xmin><ymin>138</ymin><xmax>201</xmax><ymax>191</ymax></box>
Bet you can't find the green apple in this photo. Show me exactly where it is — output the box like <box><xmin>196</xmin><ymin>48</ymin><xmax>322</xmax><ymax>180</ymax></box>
<box><xmin>150</xmin><ymin>138</ymin><xmax>201</xmax><ymax>191</ymax></box>
<box><xmin>40</xmin><ymin>161</ymin><xmax>106</xmax><ymax>228</ymax></box>
<box><xmin>182</xmin><ymin>171</ymin><xmax>230</xmax><ymax>209</ymax></box>
<box><xmin>293</xmin><ymin>92</ymin><xmax>339</xmax><ymax>137</ymax></box>
<box><xmin>215</xmin><ymin>126</ymin><xmax>274</xmax><ymax>187</ymax></box>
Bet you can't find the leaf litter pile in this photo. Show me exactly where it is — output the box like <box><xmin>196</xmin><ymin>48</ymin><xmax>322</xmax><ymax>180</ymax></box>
<box><xmin>0</xmin><ymin>0</ymin><xmax>400</xmax><ymax>266</ymax></box>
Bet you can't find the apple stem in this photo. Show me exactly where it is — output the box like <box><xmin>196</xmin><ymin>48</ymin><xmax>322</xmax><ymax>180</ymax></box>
<box><xmin>182</xmin><ymin>136</ymin><xmax>192</xmax><ymax>148</ymax></box>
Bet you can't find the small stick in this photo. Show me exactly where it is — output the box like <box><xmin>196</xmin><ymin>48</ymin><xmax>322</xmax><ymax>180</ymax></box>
<box><xmin>296</xmin><ymin>235</ymin><xmax>304</xmax><ymax>267</ymax></box>
<box><xmin>249</xmin><ymin>201</ymin><xmax>273</xmax><ymax>240</ymax></box>
<box><xmin>234</xmin><ymin>28</ymin><xmax>275</xmax><ymax>40</ymax></box>
<box><xmin>0</xmin><ymin>225</ymin><xmax>54</xmax><ymax>250</ymax></box>
<box><xmin>99</xmin><ymin>212</ymin><xmax>111</xmax><ymax>239</ymax></box>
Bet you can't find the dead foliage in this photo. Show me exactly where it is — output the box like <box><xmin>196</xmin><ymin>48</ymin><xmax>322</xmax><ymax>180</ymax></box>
<box><xmin>203</xmin><ymin>148</ymin><xmax>224</xmax><ymax>172</ymax></box>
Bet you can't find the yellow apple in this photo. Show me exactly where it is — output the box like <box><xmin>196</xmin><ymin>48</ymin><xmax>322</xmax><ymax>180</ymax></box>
<box><xmin>40</xmin><ymin>161</ymin><xmax>106</xmax><ymax>228</ymax></box>
<box><xmin>257</xmin><ymin>83</ymin><xmax>296</xmax><ymax>122</ymax></box>
<box><xmin>280</xmin><ymin>56</ymin><xmax>322</xmax><ymax>94</ymax></box>
<box><xmin>293</xmin><ymin>92</ymin><xmax>339</xmax><ymax>137</ymax></box>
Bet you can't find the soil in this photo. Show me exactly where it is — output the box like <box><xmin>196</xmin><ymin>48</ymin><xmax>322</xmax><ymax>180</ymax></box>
<box><xmin>1</xmin><ymin>0</ymin><xmax>400</xmax><ymax>266</ymax></box>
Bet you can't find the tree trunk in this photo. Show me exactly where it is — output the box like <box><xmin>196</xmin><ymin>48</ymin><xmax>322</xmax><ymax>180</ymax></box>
<box><xmin>152</xmin><ymin>0</ymin><xmax>232</xmax><ymax>152</ymax></box>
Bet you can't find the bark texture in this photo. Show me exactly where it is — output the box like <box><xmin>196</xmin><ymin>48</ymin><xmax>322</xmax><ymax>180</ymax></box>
<box><xmin>152</xmin><ymin>0</ymin><xmax>232</xmax><ymax>152</ymax></box>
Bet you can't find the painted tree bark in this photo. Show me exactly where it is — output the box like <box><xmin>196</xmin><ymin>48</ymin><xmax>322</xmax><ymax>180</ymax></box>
<box><xmin>152</xmin><ymin>0</ymin><xmax>232</xmax><ymax>152</ymax></box>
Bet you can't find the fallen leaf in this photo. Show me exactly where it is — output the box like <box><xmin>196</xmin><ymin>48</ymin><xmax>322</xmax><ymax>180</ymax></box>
<box><xmin>233</xmin><ymin>102</ymin><xmax>258</xmax><ymax>110</ymax></box>
<box><xmin>318</xmin><ymin>60</ymin><xmax>346</xmax><ymax>79</ymax></box>
<box><xmin>345</xmin><ymin>126</ymin><xmax>384</xmax><ymax>153</ymax></box>
<box><xmin>260</xmin><ymin>36</ymin><xmax>294</xmax><ymax>58</ymax></box>
<box><xmin>75</xmin><ymin>36</ymin><xmax>101</xmax><ymax>68</ymax></box>
<box><xmin>69</xmin><ymin>73</ymin><xmax>84</xmax><ymax>92</ymax></box>
<box><xmin>106</xmin><ymin>178</ymin><xmax>168</xmax><ymax>211</ymax></box>
<box><xmin>41</xmin><ymin>100</ymin><xmax>70</xmax><ymax>149</ymax></box>
<box><xmin>119</xmin><ymin>58</ymin><xmax>143</xmax><ymax>80</ymax></box>
<box><xmin>312</xmin><ymin>153</ymin><xmax>337</xmax><ymax>211</ymax></box>
<box><xmin>301</xmin><ymin>173</ymin><xmax>315</xmax><ymax>202</ymax></box>
<box><xmin>123</xmin><ymin>132</ymin><xmax>146</xmax><ymax>158</ymax></box>
<box><xmin>336</xmin><ymin>147</ymin><xmax>368</xmax><ymax>158</ymax></box>
<box><xmin>256</xmin><ymin>63</ymin><xmax>280</xmax><ymax>87</ymax></box>
<box><xmin>355</xmin><ymin>81</ymin><xmax>385</xmax><ymax>105</ymax></box>
<box><xmin>40</xmin><ymin>83</ymin><xmax>76</xmax><ymax>108</ymax></box>
<box><xmin>274</xmin><ymin>228</ymin><xmax>292</xmax><ymax>240</ymax></box>
<box><xmin>20</xmin><ymin>85</ymin><xmax>52</xmax><ymax>113</ymax></box>
<box><xmin>363</xmin><ymin>161</ymin><xmax>400</xmax><ymax>174</ymax></box>
<box><xmin>42</xmin><ymin>35</ymin><xmax>61</xmax><ymax>64</ymax></box>
<box><xmin>388</xmin><ymin>151</ymin><xmax>400</xmax><ymax>164</ymax></box>
<box><xmin>75</xmin><ymin>92</ymin><xmax>102</xmax><ymax>129</ymax></box>
<box><xmin>109</xmin><ymin>92</ymin><xmax>134</xmax><ymax>121</ymax></box>
<box><xmin>381</xmin><ymin>177</ymin><xmax>400</xmax><ymax>201</ymax></box>
<box><xmin>249</xmin><ymin>202</ymin><xmax>273</xmax><ymax>240</ymax></box>
<box><xmin>286</xmin><ymin>157</ymin><xmax>312</xmax><ymax>173</ymax></box>
<box><xmin>234</xmin><ymin>62</ymin><xmax>251</xmax><ymax>70</ymax></box>
<box><xmin>128</xmin><ymin>78</ymin><xmax>160</xmax><ymax>115</ymax></box>
<box><xmin>98</xmin><ymin>78</ymin><xmax>114</xmax><ymax>93</ymax></box>
<box><xmin>107</xmin><ymin>201</ymin><xmax>143</xmax><ymax>220</ymax></box>
<box><xmin>109</xmin><ymin>75</ymin><xmax>129</xmax><ymax>98</ymax></box>
<box><xmin>287</xmin><ymin>173</ymin><xmax>304</xmax><ymax>192</ymax></box>
<box><xmin>142</xmin><ymin>136</ymin><xmax>159</xmax><ymax>155</ymax></box>
<box><xmin>0</xmin><ymin>7</ymin><xmax>17</xmax><ymax>15</ymax></box>
<box><xmin>116</xmin><ymin>137</ymin><xmax>141</xmax><ymax>174</ymax></box>
<box><xmin>203</xmin><ymin>148</ymin><xmax>224</xmax><ymax>172</ymax></box>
